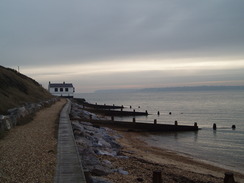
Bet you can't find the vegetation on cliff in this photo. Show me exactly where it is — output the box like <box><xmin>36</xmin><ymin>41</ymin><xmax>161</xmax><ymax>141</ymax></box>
<box><xmin>0</xmin><ymin>65</ymin><xmax>53</xmax><ymax>114</ymax></box>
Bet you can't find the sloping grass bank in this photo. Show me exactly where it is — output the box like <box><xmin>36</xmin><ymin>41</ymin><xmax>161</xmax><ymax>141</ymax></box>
<box><xmin>0</xmin><ymin>65</ymin><xmax>53</xmax><ymax>114</ymax></box>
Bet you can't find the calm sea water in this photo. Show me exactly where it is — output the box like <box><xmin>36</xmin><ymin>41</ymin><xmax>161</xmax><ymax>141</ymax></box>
<box><xmin>76</xmin><ymin>90</ymin><xmax>244</xmax><ymax>173</ymax></box>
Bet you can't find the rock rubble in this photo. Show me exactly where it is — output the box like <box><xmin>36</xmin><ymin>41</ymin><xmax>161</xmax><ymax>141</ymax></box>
<box><xmin>0</xmin><ymin>98</ymin><xmax>58</xmax><ymax>136</ymax></box>
<box><xmin>70</xmin><ymin>101</ymin><xmax>129</xmax><ymax>183</ymax></box>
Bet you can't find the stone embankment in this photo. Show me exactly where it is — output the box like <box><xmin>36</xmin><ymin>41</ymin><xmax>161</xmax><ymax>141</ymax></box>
<box><xmin>70</xmin><ymin>102</ymin><xmax>129</xmax><ymax>183</ymax></box>
<box><xmin>0</xmin><ymin>98</ymin><xmax>58</xmax><ymax>136</ymax></box>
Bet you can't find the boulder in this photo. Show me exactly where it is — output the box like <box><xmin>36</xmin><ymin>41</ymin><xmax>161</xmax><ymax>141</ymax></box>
<box><xmin>91</xmin><ymin>176</ymin><xmax>113</xmax><ymax>183</ymax></box>
<box><xmin>0</xmin><ymin>115</ymin><xmax>5</xmax><ymax>132</ymax></box>
<box><xmin>17</xmin><ymin>106</ymin><xmax>28</xmax><ymax>118</ymax></box>
<box><xmin>0</xmin><ymin>116</ymin><xmax>12</xmax><ymax>130</ymax></box>
<box><xmin>116</xmin><ymin>168</ymin><xmax>129</xmax><ymax>175</ymax></box>
<box><xmin>90</xmin><ymin>165</ymin><xmax>112</xmax><ymax>176</ymax></box>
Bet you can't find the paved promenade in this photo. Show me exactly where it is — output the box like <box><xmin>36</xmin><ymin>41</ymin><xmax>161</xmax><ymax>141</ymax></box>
<box><xmin>54</xmin><ymin>99</ymin><xmax>86</xmax><ymax>183</ymax></box>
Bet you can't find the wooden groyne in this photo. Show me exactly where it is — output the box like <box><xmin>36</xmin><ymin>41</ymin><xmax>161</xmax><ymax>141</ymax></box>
<box><xmin>74</xmin><ymin>98</ymin><xmax>124</xmax><ymax>110</ymax></box>
<box><xmin>72</xmin><ymin>98</ymin><xmax>198</xmax><ymax>132</ymax></box>
<box><xmin>73</xmin><ymin>98</ymin><xmax>148</xmax><ymax>116</ymax></box>
<box><xmin>85</xmin><ymin>108</ymin><xmax>148</xmax><ymax>116</ymax></box>
<box><xmin>87</xmin><ymin>119</ymin><xmax>198</xmax><ymax>132</ymax></box>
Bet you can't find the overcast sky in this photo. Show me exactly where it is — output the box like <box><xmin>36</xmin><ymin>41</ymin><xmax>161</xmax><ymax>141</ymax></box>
<box><xmin>1</xmin><ymin>0</ymin><xmax>244</xmax><ymax>92</ymax></box>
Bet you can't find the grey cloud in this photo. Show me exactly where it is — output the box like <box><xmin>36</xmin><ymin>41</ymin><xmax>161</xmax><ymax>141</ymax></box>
<box><xmin>1</xmin><ymin>0</ymin><xmax>244</xmax><ymax>67</ymax></box>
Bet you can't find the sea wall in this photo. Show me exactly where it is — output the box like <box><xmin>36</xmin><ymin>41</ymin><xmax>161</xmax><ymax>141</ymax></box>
<box><xmin>0</xmin><ymin>98</ymin><xmax>58</xmax><ymax>136</ymax></box>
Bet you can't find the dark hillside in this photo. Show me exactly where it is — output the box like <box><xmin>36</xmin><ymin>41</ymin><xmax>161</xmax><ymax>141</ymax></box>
<box><xmin>0</xmin><ymin>65</ymin><xmax>53</xmax><ymax>114</ymax></box>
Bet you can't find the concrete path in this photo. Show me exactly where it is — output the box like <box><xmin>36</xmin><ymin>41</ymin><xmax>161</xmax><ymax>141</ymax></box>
<box><xmin>54</xmin><ymin>99</ymin><xmax>86</xmax><ymax>183</ymax></box>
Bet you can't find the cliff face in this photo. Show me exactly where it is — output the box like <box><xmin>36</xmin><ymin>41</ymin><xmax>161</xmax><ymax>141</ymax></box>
<box><xmin>0</xmin><ymin>65</ymin><xmax>53</xmax><ymax>114</ymax></box>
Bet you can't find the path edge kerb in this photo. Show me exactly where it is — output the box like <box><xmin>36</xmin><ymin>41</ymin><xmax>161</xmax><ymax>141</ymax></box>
<box><xmin>54</xmin><ymin>99</ymin><xmax>86</xmax><ymax>183</ymax></box>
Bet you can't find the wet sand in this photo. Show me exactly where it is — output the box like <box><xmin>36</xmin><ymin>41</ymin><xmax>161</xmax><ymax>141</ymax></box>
<box><xmin>100</xmin><ymin>128</ymin><xmax>244</xmax><ymax>183</ymax></box>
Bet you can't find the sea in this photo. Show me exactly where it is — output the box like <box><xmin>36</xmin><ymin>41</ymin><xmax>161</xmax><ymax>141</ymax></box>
<box><xmin>75</xmin><ymin>90</ymin><xmax>244</xmax><ymax>173</ymax></box>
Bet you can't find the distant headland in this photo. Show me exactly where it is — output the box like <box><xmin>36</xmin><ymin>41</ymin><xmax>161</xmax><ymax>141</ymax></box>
<box><xmin>95</xmin><ymin>85</ymin><xmax>244</xmax><ymax>93</ymax></box>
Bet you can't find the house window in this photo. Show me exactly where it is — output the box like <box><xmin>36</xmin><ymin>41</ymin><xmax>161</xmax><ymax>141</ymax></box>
<box><xmin>55</xmin><ymin>88</ymin><xmax>58</xmax><ymax>92</ymax></box>
<box><xmin>60</xmin><ymin>88</ymin><xmax>63</xmax><ymax>92</ymax></box>
<box><xmin>65</xmin><ymin>88</ymin><xmax>68</xmax><ymax>92</ymax></box>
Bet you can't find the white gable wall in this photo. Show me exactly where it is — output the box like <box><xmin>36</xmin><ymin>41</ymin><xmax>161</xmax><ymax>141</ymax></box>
<box><xmin>49</xmin><ymin>86</ymin><xmax>74</xmax><ymax>97</ymax></box>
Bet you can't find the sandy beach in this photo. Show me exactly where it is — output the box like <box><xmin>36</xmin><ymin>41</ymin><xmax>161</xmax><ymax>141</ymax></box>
<box><xmin>98</xmin><ymin>128</ymin><xmax>244</xmax><ymax>183</ymax></box>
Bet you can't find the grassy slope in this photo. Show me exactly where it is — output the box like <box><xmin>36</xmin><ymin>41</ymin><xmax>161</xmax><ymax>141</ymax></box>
<box><xmin>0</xmin><ymin>65</ymin><xmax>53</xmax><ymax>114</ymax></box>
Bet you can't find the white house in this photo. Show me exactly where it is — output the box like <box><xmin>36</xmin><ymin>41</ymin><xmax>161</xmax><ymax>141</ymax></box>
<box><xmin>48</xmin><ymin>82</ymin><xmax>75</xmax><ymax>98</ymax></box>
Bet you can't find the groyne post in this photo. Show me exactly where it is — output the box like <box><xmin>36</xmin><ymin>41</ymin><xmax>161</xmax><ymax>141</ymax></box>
<box><xmin>146</xmin><ymin>110</ymin><xmax>148</xmax><ymax>115</ymax></box>
<box><xmin>152</xmin><ymin>170</ymin><xmax>162</xmax><ymax>183</ymax></box>
<box><xmin>154</xmin><ymin>119</ymin><xmax>157</xmax><ymax>124</ymax></box>
<box><xmin>213</xmin><ymin>123</ymin><xmax>217</xmax><ymax>130</ymax></box>
<box><xmin>194</xmin><ymin>122</ymin><xmax>198</xmax><ymax>127</ymax></box>
<box><xmin>157</xmin><ymin>111</ymin><xmax>160</xmax><ymax>115</ymax></box>
<box><xmin>224</xmin><ymin>172</ymin><xmax>235</xmax><ymax>183</ymax></box>
<box><xmin>133</xmin><ymin>118</ymin><xmax>136</xmax><ymax>123</ymax></box>
<box><xmin>175</xmin><ymin>121</ymin><xmax>178</xmax><ymax>126</ymax></box>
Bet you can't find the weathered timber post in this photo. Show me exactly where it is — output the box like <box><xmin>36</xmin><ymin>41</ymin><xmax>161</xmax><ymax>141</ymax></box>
<box><xmin>133</xmin><ymin>109</ymin><xmax>135</xmax><ymax>112</ymax></box>
<box><xmin>175</xmin><ymin>120</ymin><xmax>178</xmax><ymax>126</ymax></box>
<box><xmin>154</xmin><ymin>119</ymin><xmax>157</xmax><ymax>124</ymax></box>
<box><xmin>194</xmin><ymin>122</ymin><xmax>198</xmax><ymax>127</ymax></box>
<box><xmin>84</xmin><ymin>170</ymin><xmax>93</xmax><ymax>183</ymax></box>
<box><xmin>213</xmin><ymin>123</ymin><xmax>217</xmax><ymax>130</ymax></box>
<box><xmin>153</xmin><ymin>170</ymin><xmax>162</xmax><ymax>183</ymax></box>
<box><xmin>157</xmin><ymin>111</ymin><xmax>160</xmax><ymax>115</ymax></box>
<box><xmin>232</xmin><ymin>125</ymin><xmax>236</xmax><ymax>129</ymax></box>
<box><xmin>146</xmin><ymin>110</ymin><xmax>148</xmax><ymax>115</ymax></box>
<box><xmin>130</xmin><ymin>105</ymin><xmax>132</xmax><ymax>109</ymax></box>
<box><xmin>133</xmin><ymin>118</ymin><xmax>136</xmax><ymax>123</ymax></box>
<box><xmin>121</xmin><ymin>108</ymin><xmax>123</xmax><ymax>111</ymax></box>
<box><xmin>169</xmin><ymin>112</ymin><xmax>172</xmax><ymax>115</ymax></box>
<box><xmin>111</xmin><ymin>116</ymin><xmax>114</xmax><ymax>121</ymax></box>
<box><xmin>224</xmin><ymin>172</ymin><xmax>235</xmax><ymax>183</ymax></box>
